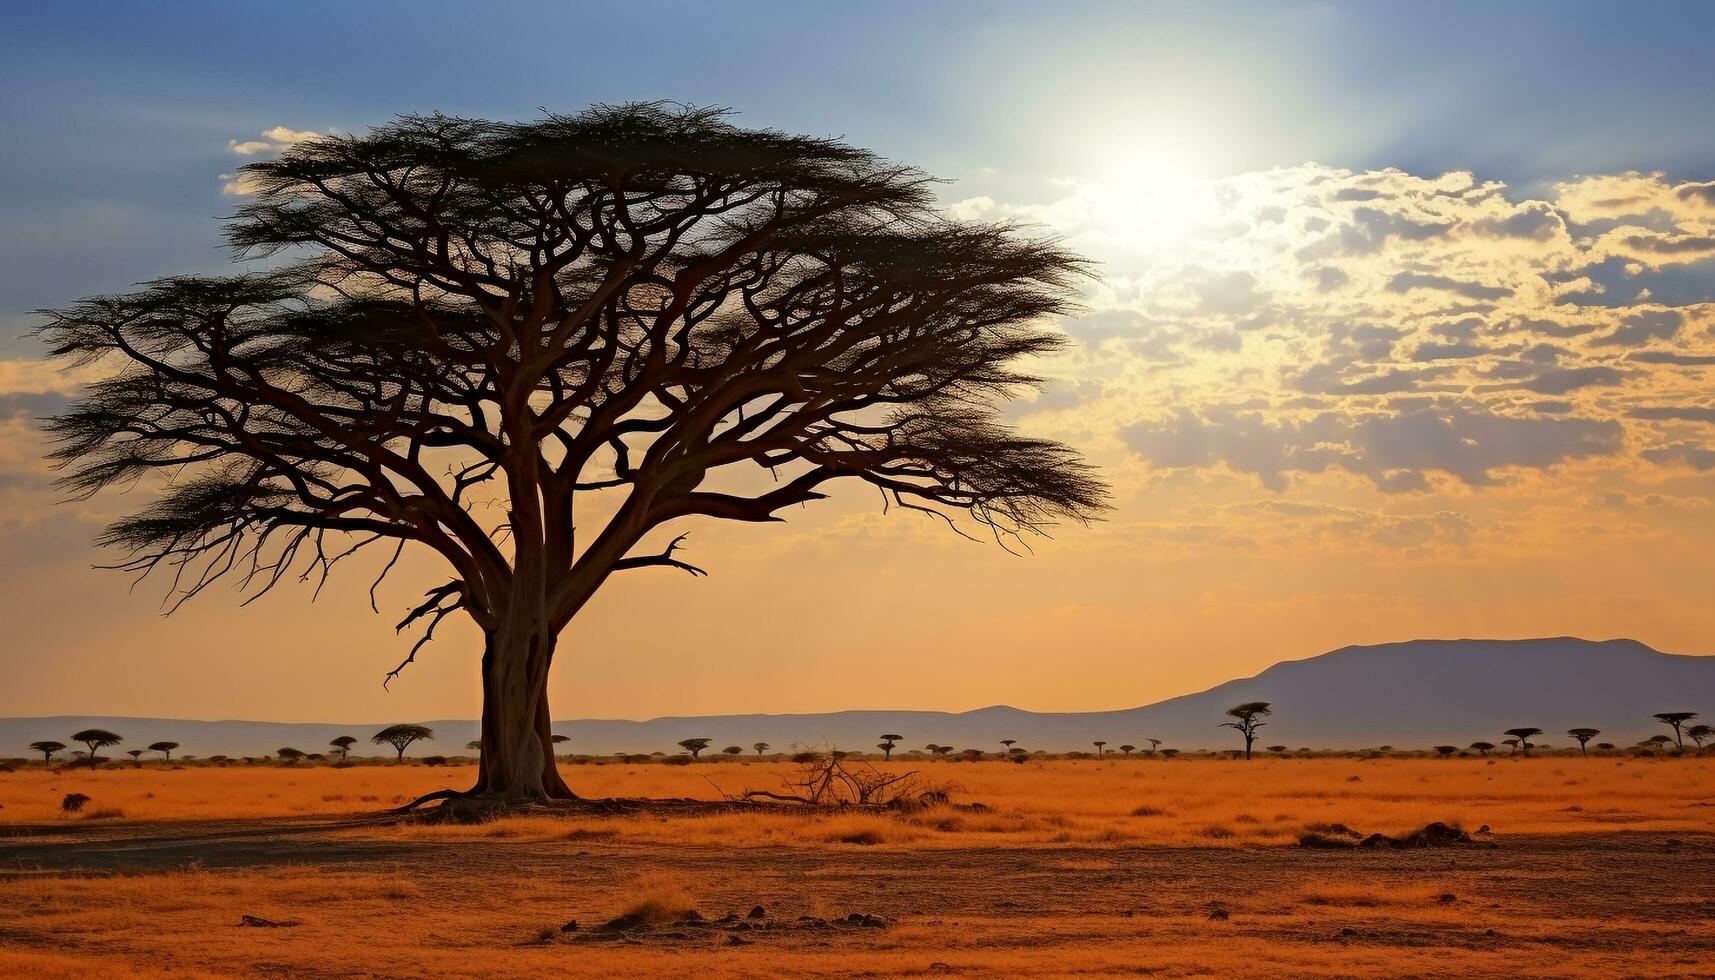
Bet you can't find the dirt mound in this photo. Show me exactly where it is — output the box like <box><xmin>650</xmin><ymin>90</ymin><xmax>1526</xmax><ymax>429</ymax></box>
<box><xmin>1299</xmin><ymin>822</ymin><xmax>1476</xmax><ymax>849</ymax></box>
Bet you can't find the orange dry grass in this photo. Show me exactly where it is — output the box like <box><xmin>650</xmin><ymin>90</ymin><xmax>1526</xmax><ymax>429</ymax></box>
<box><xmin>4</xmin><ymin>756</ymin><xmax>1713</xmax><ymax>845</ymax></box>
<box><xmin>3</xmin><ymin>755</ymin><xmax>1715</xmax><ymax>847</ymax></box>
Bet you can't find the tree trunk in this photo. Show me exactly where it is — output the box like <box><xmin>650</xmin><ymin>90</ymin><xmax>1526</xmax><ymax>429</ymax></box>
<box><xmin>471</xmin><ymin>606</ymin><xmax>575</xmax><ymax>801</ymax></box>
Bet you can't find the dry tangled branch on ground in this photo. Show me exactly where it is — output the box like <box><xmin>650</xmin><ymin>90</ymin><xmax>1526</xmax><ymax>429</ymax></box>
<box><xmin>737</xmin><ymin>751</ymin><xmax>928</xmax><ymax>807</ymax></box>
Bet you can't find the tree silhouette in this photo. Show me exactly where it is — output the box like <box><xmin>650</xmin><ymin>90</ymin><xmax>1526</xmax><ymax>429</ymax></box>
<box><xmin>148</xmin><ymin>741</ymin><xmax>179</xmax><ymax>761</ymax></box>
<box><xmin>329</xmin><ymin>735</ymin><xmax>357</xmax><ymax>759</ymax></box>
<box><xmin>126</xmin><ymin>749</ymin><xmax>145</xmax><ymax>766</ymax></box>
<box><xmin>1503</xmin><ymin>727</ymin><xmax>1542</xmax><ymax>757</ymax></box>
<box><xmin>1434</xmin><ymin>745</ymin><xmax>1457</xmax><ymax>758</ymax></box>
<box><xmin>753</xmin><ymin>742</ymin><xmax>770</xmax><ymax>757</ymax></box>
<box><xmin>721</xmin><ymin>745</ymin><xmax>744</xmax><ymax>756</ymax></box>
<box><xmin>40</xmin><ymin>104</ymin><xmax>1106</xmax><ymax>803</ymax></box>
<box><xmin>1000</xmin><ymin>739</ymin><xmax>1017</xmax><ymax>753</ymax></box>
<box><xmin>1092</xmin><ymin>740</ymin><xmax>1106</xmax><ymax>756</ymax></box>
<box><xmin>1686</xmin><ymin>724</ymin><xmax>1712</xmax><ymax>750</ymax></box>
<box><xmin>277</xmin><ymin>747</ymin><xmax>306</xmax><ymax>764</ymax></box>
<box><xmin>1220</xmin><ymin>702</ymin><xmax>1272</xmax><ymax>760</ymax></box>
<box><xmin>1654</xmin><ymin>712</ymin><xmax>1697</xmax><ymax>750</ymax></box>
<box><xmin>1159</xmin><ymin>748</ymin><xmax>1179</xmax><ymax>759</ymax></box>
<box><xmin>30</xmin><ymin>741</ymin><xmax>66</xmax><ymax>763</ymax></box>
<box><xmin>70</xmin><ymin>728</ymin><xmax>122</xmax><ymax>763</ymax></box>
<box><xmin>1468</xmin><ymin>741</ymin><xmax>1495</xmax><ymax>757</ymax></box>
<box><xmin>466</xmin><ymin>740</ymin><xmax>483</xmax><ymax>753</ymax></box>
<box><xmin>372</xmin><ymin>724</ymin><xmax>433</xmax><ymax>762</ymax></box>
<box><xmin>1146</xmin><ymin>738</ymin><xmax>1161</xmax><ymax>755</ymax></box>
<box><xmin>927</xmin><ymin>744</ymin><xmax>953</xmax><ymax>758</ymax></box>
<box><xmin>1566</xmin><ymin>728</ymin><xmax>1600</xmax><ymax>757</ymax></box>
<box><xmin>1118</xmin><ymin>744</ymin><xmax>1135</xmax><ymax>756</ymax></box>
<box><xmin>878</xmin><ymin>734</ymin><xmax>902</xmax><ymax>761</ymax></box>
<box><xmin>678</xmin><ymin>737</ymin><xmax>712</xmax><ymax>759</ymax></box>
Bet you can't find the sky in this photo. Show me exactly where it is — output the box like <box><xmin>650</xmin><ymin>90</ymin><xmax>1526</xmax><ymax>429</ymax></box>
<box><xmin>3</xmin><ymin>1</ymin><xmax>1715</xmax><ymax>723</ymax></box>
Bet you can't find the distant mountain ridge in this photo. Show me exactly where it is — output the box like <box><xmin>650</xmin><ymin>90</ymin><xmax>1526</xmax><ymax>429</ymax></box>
<box><xmin>5</xmin><ymin>637</ymin><xmax>1711</xmax><ymax>759</ymax></box>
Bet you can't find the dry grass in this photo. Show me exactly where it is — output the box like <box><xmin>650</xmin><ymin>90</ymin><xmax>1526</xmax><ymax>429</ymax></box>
<box><xmin>14</xmin><ymin>756</ymin><xmax>1711</xmax><ymax>845</ymax></box>
<box><xmin>2</xmin><ymin>758</ymin><xmax>1712</xmax><ymax>978</ymax></box>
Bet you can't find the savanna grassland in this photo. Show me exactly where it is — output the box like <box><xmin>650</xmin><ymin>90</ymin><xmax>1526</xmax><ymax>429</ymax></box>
<box><xmin>3</xmin><ymin>757</ymin><xmax>1713</xmax><ymax>978</ymax></box>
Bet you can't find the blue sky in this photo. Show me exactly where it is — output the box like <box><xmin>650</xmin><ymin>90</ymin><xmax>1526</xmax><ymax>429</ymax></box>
<box><xmin>4</xmin><ymin>1</ymin><xmax>1715</xmax><ymax>352</ymax></box>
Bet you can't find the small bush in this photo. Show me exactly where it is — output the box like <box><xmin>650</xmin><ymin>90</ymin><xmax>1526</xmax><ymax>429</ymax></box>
<box><xmin>1130</xmin><ymin>805</ymin><xmax>1169</xmax><ymax>817</ymax></box>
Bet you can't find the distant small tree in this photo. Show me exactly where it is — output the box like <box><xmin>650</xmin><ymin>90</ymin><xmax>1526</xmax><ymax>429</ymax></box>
<box><xmin>1220</xmin><ymin>702</ymin><xmax>1271</xmax><ymax>760</ymax></box>
<box><xmin>1092</xmin><ymin>740</ymin><xmax>1106</xmax><ymax>756</ymax></box>
<box><xmin>126</xmin><ymin>749</ymin><xmax>145</xmax><ymax>766</ymax></box>
<box><xmin>722</xmin><ymin>745</ymin><xmax>744</xmax><ymax>756</ymax></box>
<box><xmin>878</xmin><ymin>734</ymin><xmax>902</xmax><ymax>760</ymax></box>
<box><xmin>70</xmin><ymin>728</ymin><xmax>122</xmax><ymax>762</ymax></box>
<box><xmin>1501</xmin><ymin>738</ymin><xmax>1519</xmax><ymax>754</ymax></box>
<box><xmin>277</xmin><ymin>747</ymin><xmax>306</xmax><ymax>764</ymax></box>
<box><xmin>1000</xmin><ymin>739</ymin><xmax>1017</xmax><ymax>753</ymax></box>
<box><xmin>1503</xmin><ymin>727</ymin><xmax>1542</xmax><ymax>756</ymax></box>
<box><xmin>1566</xmin><ymin>728</ymin><xmax>1600</xmax><ymax>757</ymax></box>
<box><xmin>1146</xmin><ymin>738</ymin><xmax>1161</xmax><ymax>755</ymax></box>
<box><xmin>30</xmin><ymin>740</ymin><xmax>66</xmax><ymax>763</ymax></box>
<box><xmin>1686</xmin><ymin>724</ymin><xmax>1712</xmax><ymax>750</ymax></box>
<box><xmin>753</xmin><ymin>742</ymin><xmax>770</xmax><ymax>757</ymax></box>
<box><xmin>1654</xmin><ymin>712</ymin><xmax>1697</xmax><ymax>750</ymax></box>
<box><xmin>928</xmin><ymin>744</ymin><xmax>953</xmax><ymax>758</ymax></box>
<box><xmin>678</xmin><ymin>737</ymin><xmax>712</xmax><ymax>759</ymax></box>
<box><xmin>1119</xmin><ymin>744</ymin><xmax>1136</xmax><ymax>755</ymax></box>
<box><xmin>1468</xmin><ymin>741</ymin><xmax>1495</xmax><ymax>757</ymax></box>
<box><xmin>1434</xmin><ymin>745</ymin><xmax>1457</xmax><ymax>758</ymax></box>
<box><xmin>147</xmin><ymin>741</ymin><xmax>180</xmax><ymax>762</ymax></box>
<box><xmin>1159</xmin><ymin>748</ymin><xmax>1179</xmax><ymax>759</ymax></box>
<box><xmin>1645</xmin><ymin>734</ymin><xmax>1673</xmax><ymax>748</ymax></box>
<box><xmin>1594</xmin><ymin>742</ymin><xmax>1615</xmax><ymax>751</ymax></box>
<box><xmin>1266</xmin><ymin>745</ymin><xmax>1287</xmax><ymax>755</ymax></box>
<box><xmin>372</xmin><ymin>724</ymin><xmax>434</xmax><ymax>762</ymax></box>
<box><xmin>551</xmin><ymin>734</ymin><xmax>571</xmax><ymax>746</ymax></box>
<box><xmin>466</xmin><ymin>741</ymin><xmax>483</xmax><ymax>753</ymax></box>
<box><xmin>330</xmin><ymin>735</ymin><xmax>357</xmax><ymax>759</ymax></box>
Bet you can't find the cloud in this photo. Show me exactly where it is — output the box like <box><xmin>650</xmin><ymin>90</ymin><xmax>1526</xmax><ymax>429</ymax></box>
<box><xmin>221</xmin><ymin>125</ymin><xmax>326</xmax><ymax>194</ymax></box>
<box><xmin>1386</xmin><ymin>272</ymin><xmax>1513</xmax><ymax>301</ymax></box>
<box><xmin>1641</xmin><ymin>442</ymin><xmax>1715</xmax><ymax>471</ymax></box>
<box><xmin>1122</xmin><ymin>405</ymin><xmax>1622</xmax><ymax>492</ymax></box>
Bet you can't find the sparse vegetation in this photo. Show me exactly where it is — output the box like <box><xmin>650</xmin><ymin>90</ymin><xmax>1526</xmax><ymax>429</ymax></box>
<box><xmin>677</xmin><ymin>738</ymin><xmax>712</xmax><ymax>759</ymax></box>
<box><xmin>1567</xmin><ymin>728</ymin><xmax>1599</xmax><ymax>756</ymax></box>
<box><xmin>372</xmin><ymin>725</ymin><xmax>433</xmax><ymax>762</ymax></box>
<box><xmin>1503</xmin><ymin>728</ymin><xmax>1542</xmax><ymax>757</ymax></box>
<box><xmin>1654</xmin><ymin>711</ymin><xmax>1697</xmax><ymax>750</ymax></box>
<box><xmin>148</xmin><ymin>741</ymin><xmax>179</xmax><ymax>761</ymax></box>
<box><xmin>29</xmin><ymin>740</ymin><xmax>65</xmax><ymax>763</ymax></box>
<box><xmin>1220</xmin><ymin>702</ymin><xmax>1271</xmax><ymax>760</ymax></box>
<box><xmin>70</xmin><ymin>728</ymin><xmax>122</xmax><ymax>763</ymax></box>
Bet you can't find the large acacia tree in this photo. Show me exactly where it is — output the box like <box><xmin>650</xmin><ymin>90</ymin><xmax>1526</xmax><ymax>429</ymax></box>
<box><xmin>41</xmin><ymin>104</ymin><xmax>1106</xmax><ymax>802</ymax></box>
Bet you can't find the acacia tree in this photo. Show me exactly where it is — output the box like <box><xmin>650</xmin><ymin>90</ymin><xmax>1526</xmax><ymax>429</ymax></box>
<box><xmin>40</xmin><ymin>104</ymin><xmax>1104</xmax><ymax>803</ymax></box>
<box><xmin>373</xmin><ymin>723</ymin><xmax>433</xmax><ymax>761</ymax></box>
<box><xmin>878</xmin><ymin>734</ymin><xmax>902</xmax><ymax>760</ymax></box>
<box><xmin>1654</xmin><ymin>712</ymin><xmax>1697</xmax><ymax>750</ymax></box>
<box><xmin>1469</xmin><ymin>741</ymin><xmax>1495</xmax><ymax>757</ymax></box>
<box><xmin>1434</xmin><ymin>745</ymin><xmax>1457</xmax><ymax>758</ymax></box>
<box><xmin>329</xmin><ymin>735</ymin><xmax>357</xmax><ymax>759</ymax></box>
<box><xmin>1566</xmin><ymin>728</ymin><xmax>1599</xmax><ymax>757</ymax></box>
<box><xmin>753</xmin><ymin>741</ymin><xmax>770</xmax><ymax>757</ymax></box>
<box><xmin>1220</xmin><ymin>702</ymin><xmax>1271</xmax><ymax>760</ymax></box>
<box><xmin>71</xmin><ymin>728</ymin><xmax>122</xmax><ymax>762</ymax></box>
<box><xmin>678</xmin><ymin>737</ymin><xmax>712</xmax><ymax>759</ymax></box>
<box><xmin>126</xmin><ymin>749</ymin><xmax>145</xmax><ymax>766</ymax></box>
<box><xmin>1503</xmin><ymin>727</ymin><xmax>1542</xmax><ymax>757</ymax></box>
<box><xmin>148</xmin><ymin>740</ymin><xmax>180</xmax><ymax>761</ymax></box>
<box><xmin>1145</xmin><ymin>738</ymin><xmax>1161</xmax><ymax>755</ymax></box>
<box><xmin>1118</xmin><ymin>744</ymin><xmax>1135</xmax><ymax>756</ymax></box>
<box><xmin>30</xmin><ymin>740</ymin><xmax>66</xmax><ymax>763</ymax></box>
<box><xmin>1092</xmin><ymin>740</ymin><xmax>1106</xmax><ymax>756</ymax></box>
<box><xmin>1686</xmin><ymin>724</ymin><xmax>1712</xmax><ymax>750</ymax></box>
